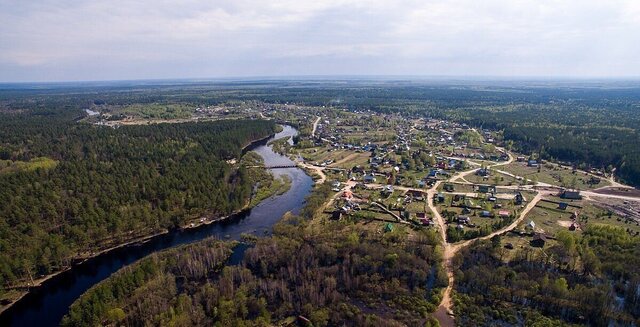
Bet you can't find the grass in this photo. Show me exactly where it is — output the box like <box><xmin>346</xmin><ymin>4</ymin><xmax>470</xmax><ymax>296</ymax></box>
<box><xmin>464</xmin><ymin>172</ymin><xmax>518</xmax><ymax>186</ymax></box>
<box><xmin>500</xmin><ymin>162</ymin><xmax>610</xmax><ymax>189</ymax></box>
<box><xmin>250</xmin><ymin>175</ymin><xmax>292</xmax><ymax>206</ymax></box>
<box><xmin>118</xmin><ymin>103</ymin><xmax>194</xmax><ymax>119</ymax></box>
<box><xmin>0</xmin><ymin>157</ymin><xmax>58</xmax><ymax>175</ymax></box>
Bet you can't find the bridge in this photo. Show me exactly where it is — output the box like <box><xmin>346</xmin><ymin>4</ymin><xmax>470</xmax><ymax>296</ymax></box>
<box><xmin>246</xmin><ymin>164</ymin><xmax>298</xmax><ymax>169</ymax></box>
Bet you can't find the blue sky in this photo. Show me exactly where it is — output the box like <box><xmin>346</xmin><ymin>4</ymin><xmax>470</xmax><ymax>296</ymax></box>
<box><xmin>1</xmin><ymin>0</ymin><xmax>639</xmax><ymax>82</ymax></box>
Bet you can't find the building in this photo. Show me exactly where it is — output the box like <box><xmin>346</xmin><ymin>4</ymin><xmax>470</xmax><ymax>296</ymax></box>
<box><xmin>332</xmin><ymin>211</ymin><xmax>343</xmax><ymax>220</ymax></box>
<box><xmin>530</xmin><ymin>233</ymin><xmax>547</xmax><ymax>248</ymax></box>
<box><xmin>476</xmin><ymin>168</ymin><xmax>491</xmax><ymax>177</ymax></box>
<box><xmin>458</xmin><ymin>215</ymin><xmax>471</xmax><ymax>224</ymax></box>
<box><xmin>526</xmin><ymin>220</ymin><xmax>536</xmax><ymax>230</ymax></box>
<box><xmin>560</xmin><ymin>190</ymin><xmax>582</xmax><ymax>200</ymax></box>
<box><xmin>477</xmin><ymin>185</ymin><xmax>496</xmax><ymax>193</ymax></box>
<box><xmin>498</xmin><ymin>210</ymin><xmax>510</xmax><ymax>218</ymax></box>
<box><xmin>363</xmin><ymin>174</ymin><xmax>377</xmax><ymax>183</ymax></box>
<box><xmin>480</xmin><ymin>210</ymin><xmax>493</xmax><ymax>218</ymax></box>
<box><xmin>382</xmin><ymin>185</ymin><xmax>394</xmax><ymax>195</ymax></box>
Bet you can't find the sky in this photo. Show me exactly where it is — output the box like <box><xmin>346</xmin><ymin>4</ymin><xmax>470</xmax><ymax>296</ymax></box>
<box><xmin>1</xmin><ymin>0</ymin><xmax>639</xmax><ymax>82</ymax></box>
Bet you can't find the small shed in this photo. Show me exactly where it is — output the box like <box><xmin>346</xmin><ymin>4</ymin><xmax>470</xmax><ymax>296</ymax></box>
<box><xmin>384</xmin><ymin>223</ymin><xmax>394</xmax><ymax>233</ymax></box>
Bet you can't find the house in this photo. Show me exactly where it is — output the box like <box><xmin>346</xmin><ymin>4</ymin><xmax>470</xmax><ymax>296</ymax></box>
<box><xmin>498</xmin><ymin>210</ymin><xmax>510</xmax><ymax>218</ymax></box>
<box><xmin>526</xmin><ymin>220</ymin><xmax>536</xmax><ymax>230</ymax></box>
<box><xmin>528</xmin><ymin>160</ymin><xmax>539</xmax><ymax>168</ymax></box>
<box><xmin>530</xmin><ymin>233</ymin><xmax>547</xmax><ymax>248</ymax></box>
<box><xmin>436</xmin><ymin>193</ymin><xmax>446</xmax><ymax>203</ymax></box>
<box><xmin>342</xmin><ymin>190</ymin><xmax>353</xmax><ymax>199</ymax></box>
<box><xmin>558</xmin><ymin>202</ymin><xmax>568</xmax><ymax>210</ymax></box>
<box><xmin>363</xmin><ymin>174</ymin><xmax>377</xmax><ymax>183</ymax></box>
<box><xmin>477</xmin><ymin>185</ymin><xmax>496</xmax><ymax>193</ymax></box>
<box><xmin>514</xmin><ymin>192</ymin><xmax>525</xmax><ymax>205</ymax></box>
<box><xmin>516</xmin><ymin>156</ymin><xmax>526</xmax><ymax>162</ymax></box>
<box><xmin>458</xmin><ymin>215</ymin><xmax>471</xmax><ymax>224</ymax></box>
<box><xmin>407</xmin><ymin>189</ymin><xmax>424</xmax><ymax>198</ymax></box>
<box><xmin>331</xmin><ymin>181</ymin><xmax>341</xmax><ymax>188</ymax></box>
<box><xmin>382</xmin><ymin>185</ymin><xmax>394</xmax><ymax>195</ymax></box>
<box><xmin>332</xmin><ymin>211</ymin><xmax>343</xmax><ymax>220</ymax></box>
<box><xmin>480</xmin><ymin>210</ymin><xmax>493</xmax><ymax>218</ymax></box>
<box><xmin>476</xmin><ymin>168</ymin><xmax>491</xmax><ymax>177</ymax></box>
<box><xmin>560</xmin><ymin>190</ymin><xmax>582</xmax><ymax>200</ymax></box>
<box><xmin>419</xmin><ymin>218</ymin><xmax>433</xmax><ymax>226</ymax></box>
<box><xmin>443</xmin><ymin>183</ymin><xmax>455</xmax><ymax>192</ymax></box>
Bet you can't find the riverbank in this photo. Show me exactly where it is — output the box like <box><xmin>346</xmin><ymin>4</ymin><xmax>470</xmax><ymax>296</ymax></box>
<box><xmin>0</xmin><ymin>229</ymin><xmax>168</xmax><ymax>315</ymax></box>
<box><xmin>180</xmin><ymin>174</ymin><xmax>292</xmax><ymax>231</ymax></box>
<box><xmin>0</xmin><ymin>130</ymin><xmax>281</xmax><ymax>316</ymax></box>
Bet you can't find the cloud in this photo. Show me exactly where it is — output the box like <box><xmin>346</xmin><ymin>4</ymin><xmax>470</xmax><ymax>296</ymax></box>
<box><xmin>0</xmin><ymin>0</ymin><xmax>638</xmax><ymax>81</ymax></box>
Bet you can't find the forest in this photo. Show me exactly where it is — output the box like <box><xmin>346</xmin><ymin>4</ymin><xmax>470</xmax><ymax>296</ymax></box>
<box><xmin>452</xmin><ymin>226</ymin><xmax>640</xmax><ymax>326</ymax></box>
<box><xmin>4</xmin><ymin>80</ymin><xmax>637</xmax><ymax>186</ymax></box>
<box><xmin>61</xmin><ymin>185</ymin><xmax>447</xmax><ymax>326</ymax></box>
<box><xmin>0</xmin><ymin>107</ymin><xmax>277</xmax><ymax>296</ymax></box>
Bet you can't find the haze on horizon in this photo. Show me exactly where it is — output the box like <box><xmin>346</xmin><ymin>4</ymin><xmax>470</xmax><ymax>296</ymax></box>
<box><xmin>1</xmin><ymin>0</ymin><xmax>639</xmax><ymax>83</ymax></box>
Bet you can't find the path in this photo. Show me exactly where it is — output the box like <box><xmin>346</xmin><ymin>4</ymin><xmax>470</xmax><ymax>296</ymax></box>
<box><xmin>428</xmin><ymin>149</ymin><xmax>533</xmax><ymax>327</ymax></box>
<box><xmin>311</xmin><ymin>116</ymin><xmax>321</xmax><ymax>137</ymax></box>
<box><xmin>298</xmin><ymin>162</ymin><xmax>327</xmax><ymax>184</ymax></box>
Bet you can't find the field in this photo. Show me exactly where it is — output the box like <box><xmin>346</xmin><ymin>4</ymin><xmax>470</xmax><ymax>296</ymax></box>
<box><xmin>0</xmin><ymin>157</ymin><xmax>58</xmax><ymax>175</ymax></box>
<box><xmin>463</xmin><ymin>171</ymin><xmax>520</xmax><ymax>186</ymax></box>
<box><xmin>114</xmin><ymin>103</ymin><xmax>195</xmax><ymax>120</ymax></box>
<box><xmin>500</xmin><ymin>162</ymin><xmax>610</xmax><ymax>189</ymax></box>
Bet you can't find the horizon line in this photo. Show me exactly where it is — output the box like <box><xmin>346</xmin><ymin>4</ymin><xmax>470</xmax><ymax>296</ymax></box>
<box><xmin>2</xmin><ymin>74</ymin><xmax>640</xmax><ymax>86</ymax></box>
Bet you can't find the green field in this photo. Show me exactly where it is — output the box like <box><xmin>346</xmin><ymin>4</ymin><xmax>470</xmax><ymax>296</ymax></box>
<box><xmin>500</xmin><ymin>162</ymin><xmax>610</xmax><ymax>189</ymax></box>
<box><xmin>117</xmin><ymin>103</ymin><xmax>194</xmax><ymax>119</ymax></box>
<box><xmin>0</xmin><ymin>157</ymin><xmax>58</xmax><ymax>175</ymax></box>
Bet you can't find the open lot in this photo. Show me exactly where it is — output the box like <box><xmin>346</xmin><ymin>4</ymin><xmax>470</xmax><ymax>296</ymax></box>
<box><xmin>500</xmin><ymin>162</ymin><xmax>610</xmax><ymax>189</ymax></box>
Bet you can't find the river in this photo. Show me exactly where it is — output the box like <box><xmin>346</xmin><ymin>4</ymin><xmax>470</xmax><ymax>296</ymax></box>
<box><xmin>0</xmin><ymin>125</ymin><xmax>313</xmax><ymax>327</ymax></box>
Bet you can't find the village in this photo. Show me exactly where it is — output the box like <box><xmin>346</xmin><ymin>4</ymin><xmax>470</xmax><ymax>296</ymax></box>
<box><xmin>257</xmin><ymin>104</ymin><xmax>637</xmax><ymax>242</ymax></box>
